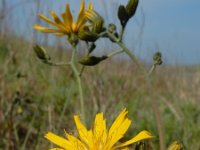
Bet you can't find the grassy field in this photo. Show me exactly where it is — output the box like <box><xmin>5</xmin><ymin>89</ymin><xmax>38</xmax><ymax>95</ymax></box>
<box><xmin>0</xmin><ymin>36</ymin><xmax>200</xmax><ymax>150</ymax></box>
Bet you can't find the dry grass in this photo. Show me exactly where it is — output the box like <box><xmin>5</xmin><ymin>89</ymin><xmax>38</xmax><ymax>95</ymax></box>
<box><xmin>0</xmin><ymin>36</ymin><xmax>200</xmax><ymax>149</ymax></box>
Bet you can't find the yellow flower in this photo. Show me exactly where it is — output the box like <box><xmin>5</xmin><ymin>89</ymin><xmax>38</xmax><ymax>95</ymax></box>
<box><xmin>45</xmin><ymin>108</ymin><xmax>153</xmax><ymax>150</ymax></box>
<box><xmin>34</xmin><ymin>2</ymin><xmax>93</xmax><ymax>37</ymax></box>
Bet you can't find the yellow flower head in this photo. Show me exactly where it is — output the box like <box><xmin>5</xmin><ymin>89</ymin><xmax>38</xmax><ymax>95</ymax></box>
<box><xmin>45</xmin><ymin>108</ymin><xmax>153</xmax><ymax>150</ymax></box>
<box><xmin>34</xmin><ymin>2</ymin><xmax>93</xmax><ymax>37</ymax></box>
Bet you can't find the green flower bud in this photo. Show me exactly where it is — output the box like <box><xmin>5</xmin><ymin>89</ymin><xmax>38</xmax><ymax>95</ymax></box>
<box><xmin>118</xmin><ymin>5</ymin><xmax>129</xmax><ymax>27</ymax></box>
<box><xmin>108</xmin><ymin>23</ymin><xmax>117</xmax><ymax>34</ymax></box>
<box><xmin>78</xmin><ymin>26</ymin><xmax>99</xmax><ymax>42</ymax></box>
<box><xmin>153</xmin><ymin>52</ymin><xmax>162</xmax><ymax>65</ymax></box>
<box><xmin>78</xmin><ymin>55</ymin><xmax>107</xmax><ymax>66</ymax></box>
<box><xmin>126</xmin><ymin>0</ymin><xmax>139</xmax><ymax>18</ymax></box>
<box><xmin>92</xmin><ymin>19</ymin><xmax>104</xmax><ymax>34</ymax></box>
<box><xmin>167</xmin><ymin>141</ymin><xmax>183</xmax><ymax>150</ymax></box>
<box><xmin>85</xmin><ymin>9</ymin><xmax>104</xmax><ymax>34</ymax></box>
<box><xmin>33</xmin><ymin>45</ymin><xmax>50</xmax><ymax>62</ymax></box>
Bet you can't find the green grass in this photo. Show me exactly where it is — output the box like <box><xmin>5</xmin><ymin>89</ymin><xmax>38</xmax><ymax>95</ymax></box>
<box><xmin>0</xmin><ymin>37</ymin><xmax>200</xmax><ymax>149</ymax></box>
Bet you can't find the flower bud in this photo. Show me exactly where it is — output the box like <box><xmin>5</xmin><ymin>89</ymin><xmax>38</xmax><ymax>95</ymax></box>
<box><xmin>167</xmin><ymin>141</ymin><xmax>183</xmax><ymax>150</ymax></box>
<box><xmin>153</xmin><ymin>52</ymin><xmax>162</xmax><ymax>65</ymax></box>
<box><xmin>17</xmin><ymin>106</ymin><xmax>23</xmax><ymax>114</ymax></box>
<box><xmin>118</xmin><ymin>5</ymin><xmax>129</xmax><ymax>27</ymax></box>
<box><xmin>78</xmin><ymin>26</ymin><xmax>99</xmax><ymax>42</ymax></box>
<box><xmin>108</xmin><ymin>23</ymin><xmax>117</xmax><ymax>34</ymax></box>
<box><xmin>92</xmin><ymin>19</ymin><xmax>104</xmax><ymax>34</ymax></box>
<box><xmin>78</xmin><ymin>55</ymin><xmax>107</xmax><ymax>66</ymax></box>
<box><xmin>126</xmin><ymin>0</ymin><xmax>139</xmax><ymax>18</ymax></box>
<box><xmin>85</xmin><ymin>9</ymin><xmax>104</xmax><ymax>33</ymax></box>
<box><xmin>33</xmin><ymin>45</ymin><xmax>50</xmax><ymax>62</ymax></box>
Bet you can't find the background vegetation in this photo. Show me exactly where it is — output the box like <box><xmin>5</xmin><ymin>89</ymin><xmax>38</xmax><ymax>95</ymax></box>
<box><xmin>0</xmin><ymin>0</ymin><xmax>200</xmax><ymax>150</ymax></box>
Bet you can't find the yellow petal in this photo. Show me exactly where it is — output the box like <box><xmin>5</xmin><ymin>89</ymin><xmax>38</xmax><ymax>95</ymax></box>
<box><xmin>50</xmin><ymin>148</ymin><xmax>64</xmax><ymax>150</ymax></box>
<box><xmin>44</xmin><ymin>132</ymin><xmax>73</xmax><ymax>149</ymax></box>
<box><xmin>34</xmin><ymin>25</ymin><xmax>61</xmax><ymax>33</ymax></box>
<box><xmin>109</xmin><ymin>118</ymin><xmax>131</xmax><ymax>148</ymax></box>
<box><xmin>108</xmin><ymin>108</ymin><xmax>128</xmax><ymax>136</ymax></box>
<box><xmin>85</xmin><ymin>9</ymin><xmax>99</xmax><ymax>22</ymax></box>
<box><xmin>53</xmin><ymin>33</ymin><xmax>66</xmax><ymax>37</ymax></box>
<box><xmin>88</xmin><ymin>2</ymin><xmax>93</xmax><ymax>10</ymax></box>
<box><xmin>62</xmin><ymin>4</ymin><xmax>73</xmax><ymax>28</ymax></box>
<box><xmin>38</xmin><ymin>14</ymin><xmax>57</xmax><ymax>26</ymax></box>
<box><xmin>75</xmin><ymin>1</ymin><xmax>86</xmax><ymax>32</ymax></box>
<box><xmin>64</xmin><ymin>130</ymin><xmax>86</xmax><ymax>149</ymax></box>
<box><xmin>74</xmin><ymin>115</ymin><xmax>90</xmax><ymax>145</ymax></box>
<box><xmin>113</xmin><ymin>130</ymin><xmax>154</xmax><ymax>149</ymax></box>
<box><xmin>50</xmin><ymin>10</ymin><xmax>63</xmax><ymax>24</ymax></box>
<box><xmin>39</xmin><ymin>13</ymin><xmax>67</xmax><ymax>32</ymax></box>
<box><xmin>107</xmin><ymin>108</ymin><xmax>131</xmax><ymax>148</ymax></box>
<box><xmin>93</xmin><ymin>112</ymin><xmax>107</xmax><ymax>142</ymax></box>
<box><xmin>79</xmin><ymin>1</ymin><xmax>85</xmax><ymax>15</ymax></box>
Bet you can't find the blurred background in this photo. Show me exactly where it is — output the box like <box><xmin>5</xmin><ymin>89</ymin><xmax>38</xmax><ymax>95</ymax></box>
<box><xmin>0</xmin><ymin>0</ymin><xmax>200</xmax><ymax>149</ymax></box>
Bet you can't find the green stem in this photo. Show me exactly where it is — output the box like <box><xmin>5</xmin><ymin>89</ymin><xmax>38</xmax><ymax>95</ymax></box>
<box><xmin>147</xmin><ymin>64</ymin><xmax>157</xmax><ymax>77</ymax></box>
<box><xmin>106</xmin><ymin>32</ymin><xmax>146</xmax><ymax>73</ymax></box>
<box><xmin>70</xmin><ymin>45</ymin><xmax>85</xmax><ymax>123</ymax></box>
<box><xmin>107</xmin><ymin>30</ymin><xmax>165</xmax><ymax>149</ymax></box>
<box><xmin>45</xmin><ymin>61</ymin><xmax>70</xmax><ymax>66</ymax></box>
<box><xmin>119</xmin><ymin>27</ymin><xmax>125</xmax><ymax>42</ymax></box>
<box><xmin>107</xmin><ymin>49</ymin><xmax>123</xmax><ymax>58</ymax></box>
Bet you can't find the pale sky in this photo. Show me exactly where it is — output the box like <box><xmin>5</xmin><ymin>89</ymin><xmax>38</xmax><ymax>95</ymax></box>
<box><xmin>5</xmin><ymin>0</ymin><xmax>200</xmax><ymax>65</ymax></box>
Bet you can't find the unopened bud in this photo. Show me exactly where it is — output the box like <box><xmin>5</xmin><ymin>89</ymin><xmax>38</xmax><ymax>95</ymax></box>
<box><xmin>168</xmin><ymin>141</ymin><xmax>183</xmax><ymax>150</ymax></box>
<box><xmin>108</xmin><ymin>23</ymin><xmax>117</xmax><ymax>34</ymax></box>
<box><xmin>79</xmin><ymin>55</ymin><xmax>107</xmax><ymax>66</ymax></box>
<box><xmin>153</xmin><ymin>52</ymin><xmax>162</xmax><ymax>65</ymax></box>
<box><xmin>78</xmin><ymin>26</ymin><xmax>98</xmax><ymax>42</ymax></box>
<box><xmin>17</xmin><ymin>106</ymin><xmax>23</xmax><ymax>114</ymax></box>
<box><xmin>126</xmin><ymin>0</ymin><xmax>139</xmax><ymax>18</ymax></box>
<box><xmin>92</xmin><ymin>19</ymin><xmax>104</xmax><ymax>34</ymax></box>
<box><xmin>85</xmin><ymin>9</ymin><xmax>104</xmax><ymax>33</ymax></box>
<box><xmin>33</xmin><ymin>45</ymin><xmax>50</xmax><ymax>62</ymax></box>
<box><xmin>118</xmin><ymin>5</ymin><xmax>129</xmax><ymax>27</ymax></box>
